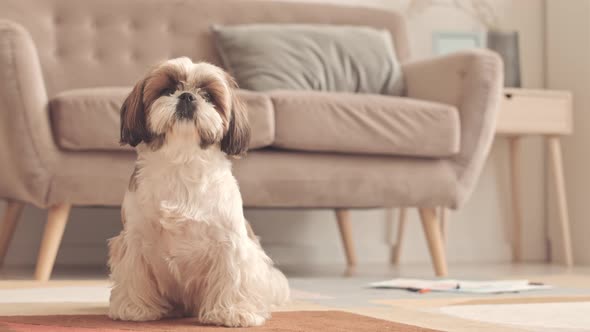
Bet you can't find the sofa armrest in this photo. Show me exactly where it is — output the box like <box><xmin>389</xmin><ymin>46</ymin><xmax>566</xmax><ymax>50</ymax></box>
<box><xmin>402</xmin><ymin>49</ymin><xmax>503</xmax><ymax>207</ymax></box>
<box><xmin>0</xmin><ymin>20</ymin><xmax>56</xmax><ymax>207</ymax></box>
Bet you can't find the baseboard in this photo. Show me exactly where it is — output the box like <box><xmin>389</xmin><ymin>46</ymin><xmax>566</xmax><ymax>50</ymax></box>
<box><xmin>4</xmin><ymin>241</ymin><xmax>516</xmax><ymax>267</ymax></box>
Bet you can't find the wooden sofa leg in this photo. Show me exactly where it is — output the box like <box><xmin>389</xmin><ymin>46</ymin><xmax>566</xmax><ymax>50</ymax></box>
<box><xmin>0</xmin><ymin>200</ymin><xmax>25</xmax><ymax>267</ymax></box>
<box><xmin>391</xmin><ymin>208</ymin><xmax>407</xmax><ymax>265</ymax></box>
<box><xmin>439</xmin><ymin>206</ymin><xmax>448</xmax><ymax>245</ymax></box>
<box><xmin>35</xmin><ymin>203</ymin><xmax>71</xmax><ymax>281</ymax></box>
<box><xmin>335</xmin><ymin>209</ymin><xmax>357</xmax><ymax>267</ymax></box>
<box><xmin>418</xmin><ymin>207</ymin><xmax>448</xmax><ymax>277</ymax></box>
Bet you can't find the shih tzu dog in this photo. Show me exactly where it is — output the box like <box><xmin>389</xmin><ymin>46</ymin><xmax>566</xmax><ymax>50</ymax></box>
<box><xmin>108</xmin><ymin>57</ymin><xmax>289</xmax><ymax>327</ymax></box>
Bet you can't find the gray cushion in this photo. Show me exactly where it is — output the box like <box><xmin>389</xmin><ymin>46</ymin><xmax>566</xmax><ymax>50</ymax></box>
<box><xmin>212</xmin><ymin>24</ymin><xmax>404</xmax><ymax>95</ymax></box>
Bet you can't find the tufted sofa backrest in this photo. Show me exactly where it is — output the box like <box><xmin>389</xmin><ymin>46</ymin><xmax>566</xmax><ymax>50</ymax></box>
<box><xmin>0</xmin><ymin>0</ymin><xmax>409</xmax><ymax>97</ymax></box>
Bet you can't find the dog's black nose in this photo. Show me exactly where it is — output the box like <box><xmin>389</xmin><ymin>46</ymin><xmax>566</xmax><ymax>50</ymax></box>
<box><xmin>178</xmin><ymin>92</ymin><xmax>195</xmax><ymax>101</ymax></box>
<box><xmin>176</xmin><ymin>92</ymin><xmax>197</xmax><ymax>120</ymax></box>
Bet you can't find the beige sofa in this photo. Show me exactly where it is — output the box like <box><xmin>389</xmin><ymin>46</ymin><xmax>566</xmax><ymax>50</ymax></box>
<box><xmin>0</xmin><ymin>0</ymin><xmax>503</xmax><ymax>280</ymax></box>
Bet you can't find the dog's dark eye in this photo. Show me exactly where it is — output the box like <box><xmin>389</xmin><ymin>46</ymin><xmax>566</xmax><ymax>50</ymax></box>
<box><xmin>162</xmin><ymin>88</ymin><xmax>176</xmax><ymax>96</ymax></box>
<box><xmin>202</xmin><ymin>91</ymin><xmax>212</xmax><ymax>102</ymax></box>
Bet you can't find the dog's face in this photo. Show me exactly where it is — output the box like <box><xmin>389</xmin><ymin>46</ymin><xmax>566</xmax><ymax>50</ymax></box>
<box><xmin>120</xmin><ymin>57</ymin><xmax>250</xmax><ymax>156</ymax></box>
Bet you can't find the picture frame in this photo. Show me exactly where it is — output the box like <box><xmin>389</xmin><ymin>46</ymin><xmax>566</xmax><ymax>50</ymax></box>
<box><xmin>432</xmin><ymin>31</ymin><xmax>484</xmax><ymax>56</ymax></box>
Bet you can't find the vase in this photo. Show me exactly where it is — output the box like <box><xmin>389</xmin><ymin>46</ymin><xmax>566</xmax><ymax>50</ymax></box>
<box><xmin>487</xmin><ymin>30</ymin><xmax>521</xmax><ymax>87</ymax></box>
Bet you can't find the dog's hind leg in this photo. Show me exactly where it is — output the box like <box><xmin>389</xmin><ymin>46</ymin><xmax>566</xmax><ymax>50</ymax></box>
<box><xmin>194</xmin><ymin>238</ymin><xmax>290</xmax><ymax>327</ymax></box>
<box><xmin>268</xmin><ymin>266</ymin><xmax>290</xmax><ymax>307</ymax></box>
<box><xmin>193</xmin><ymin>243</ymin><xmax>271</xmax><ymax>327</ymax></box>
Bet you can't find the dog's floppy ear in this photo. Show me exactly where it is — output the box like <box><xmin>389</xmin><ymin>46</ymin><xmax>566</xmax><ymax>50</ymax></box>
<box><xmin>221</xmin><ymin>76</ymin><xmax>251</xmax><ymax>157</ymax></box>
<box><xmin>120</xmin><ymin>78</ymin><xmax>151</xmax><ymax>147</ymax></box>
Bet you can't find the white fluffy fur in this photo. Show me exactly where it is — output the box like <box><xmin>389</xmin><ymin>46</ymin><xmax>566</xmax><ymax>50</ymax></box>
<box><xmin>108</xmin><ymin>59</ymin><xmax>289</xmax><ymax>327</ymax></box>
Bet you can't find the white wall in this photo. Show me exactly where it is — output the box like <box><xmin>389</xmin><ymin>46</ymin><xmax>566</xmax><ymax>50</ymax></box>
<box><xmin>546</xmin><ymin>0</ymin><xmax>590</xmax><ymax>265</ymax></box>
<box><xmin>1</xmin><ymin>0</ymin><xmax>549</xmax><ymax>269</ymax></box>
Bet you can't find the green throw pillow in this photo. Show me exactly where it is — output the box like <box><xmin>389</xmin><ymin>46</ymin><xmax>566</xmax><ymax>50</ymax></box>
<box><xmin>211</xmin><ymin>24</ymin><xmax>404</xmax><ymax>95</ymax></box>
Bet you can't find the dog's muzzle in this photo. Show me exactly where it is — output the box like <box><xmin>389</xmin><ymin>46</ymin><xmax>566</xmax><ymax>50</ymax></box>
<box><xmin>176</xmin><ymin>92</ymin><xmax>196</xmax><ymax>120</ymax></box>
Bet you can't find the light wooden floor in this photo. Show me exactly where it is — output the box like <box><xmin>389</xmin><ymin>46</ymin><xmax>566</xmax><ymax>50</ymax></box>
<box><xmin>1</xmin><ymin>263</ymin><xmax>589</xmax><ymax>332</ymax></box>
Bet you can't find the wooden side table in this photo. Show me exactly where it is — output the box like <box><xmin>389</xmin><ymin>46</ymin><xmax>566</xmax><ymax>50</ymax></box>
<box><xmin>391</xmin><ymin>88</ymin><xmax>575</xmax><ymax>267</ymax></box>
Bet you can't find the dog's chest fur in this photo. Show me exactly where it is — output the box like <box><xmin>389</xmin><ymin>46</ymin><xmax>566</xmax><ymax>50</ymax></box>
<box><xmin>143</xmin><ymin>147</ymin><xmax>235</xmax><ymax>206</ymax></box>
<box><xmin>125</xmin><ymin>145</ymin><xmax>245</xmax><ymax>252</ymax></box>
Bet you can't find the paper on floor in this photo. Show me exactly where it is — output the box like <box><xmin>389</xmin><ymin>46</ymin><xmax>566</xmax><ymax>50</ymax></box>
<box><xmin>368</xmin><ymin>278</ymin><xmax>552</xmax><ymax>294</ymax></box>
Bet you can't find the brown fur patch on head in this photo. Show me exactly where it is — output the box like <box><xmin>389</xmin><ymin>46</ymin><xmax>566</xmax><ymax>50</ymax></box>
<box><xmin>200</xmin><ymin>77</ymin><xmax>232</xmax><ymax>126</ymax></box>
<box><xmin>190</xmin><ymin>67</ymin><xmax>238</xmax><ymax>150</ymax></box>
<box><xmin>120</xmin><ymin>78</ymin><xmax>149</xmax><ymax>147</ymax></box>
<box><xmin>120</xmin><ymin>59</ymin><xmax>189</xmax><ymax>148</ymax></box>
<box><xmin>143</xmin><ymin>63</ymin><xmax>187</xmax><ymax>111</ymax></box>
<box><xmin>220</xmin><ymin>74</ymin><xmax>251</xmax><ymax>157</ymax></box>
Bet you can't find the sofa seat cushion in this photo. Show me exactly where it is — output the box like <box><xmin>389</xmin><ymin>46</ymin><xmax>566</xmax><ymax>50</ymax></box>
<box><xmin>269</xmin><ymin>90</ymin><xmax>461</xmax><ymax>158</ymax></box>
<box><xmin>233</xmin><ymin>149</ymin><xmax>458</xmax><ymax>208</ymax></box>
<box><xmin>49</xmin><ymin>88</ymin><xmax>274</xmax><ymax>152</ymax></box>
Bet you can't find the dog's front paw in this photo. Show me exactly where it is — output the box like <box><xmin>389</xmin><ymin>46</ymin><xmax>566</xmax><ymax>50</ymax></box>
<box><xmin>108</xmin><ymin>301</ymin><xmax>164</xmax><ymax>322</ymax></box>
<box><xmin>201</xmin><ymin>310</ymin><xmax>267</xmax><ymax>327</ymax></box>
